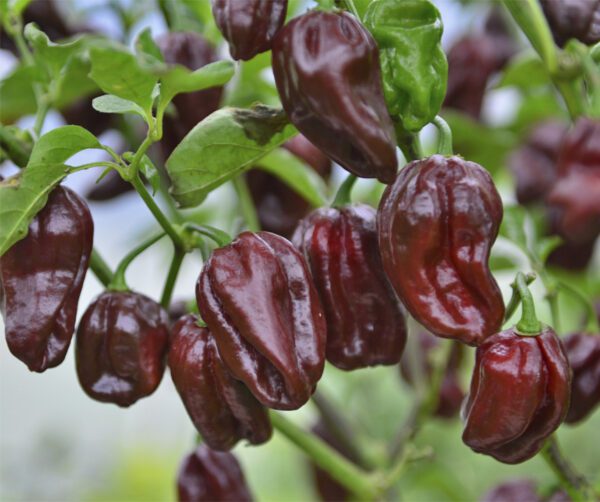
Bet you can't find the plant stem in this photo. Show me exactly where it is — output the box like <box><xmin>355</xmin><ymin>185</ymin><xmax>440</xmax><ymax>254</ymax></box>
<box><xmin>395</xmin><ymin>123</ymin><xmax>422</xmax><ymax>163</ymax></box>
<box><xmin>269</xmin><ymin>411</ymin><xmax>378</xmax><ymax>501</ymax></box>
<box><xmin>33</xmin><ymin>99</ymin><xmax>50</xmax><ymax>137</ymax></box>
<box><xmin>232</xmin><ymin>175</ymin><xmax>260</xmax><ymax>232</ymax></box>
<box><xmin>515</xmin><ymin>272</ymin><xmax>542</xmax><ymax>334</ymax></box>
<box><xmin>90</xmin><ymin>248</ymin><xmax>114</xmax><ymax>287</ymax></box>
<box><xmin>558</xmin><ymin>281</ymin><xmax>600</xmax><ymax>332</ymax></box>
<box><xmin>504</xmin><ymin>272</ymin><xmax>537</xmax><ymax>323</ymax></box>
<box><xmin>184</xmin><ymin>223</ymin><xmax>232</xmax><ymax>248</ymax></box>
<box><xmin>432</xmin><ymin>116</ymin><xmax>453</xmax><ymax>156</ymax></box>
<box><xmin>160</xmin><ymin>248</ymin><xmax>185</xmax><ymax>309</ymax></box>
<box><xmin>331</xmin><ymin>174</ymin><xmax>357</xmax><ymax>208</ymax></box>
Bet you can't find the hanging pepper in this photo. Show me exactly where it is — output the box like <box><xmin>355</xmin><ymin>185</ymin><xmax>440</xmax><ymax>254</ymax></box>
<box><xmin>556</xmin><ymin>117</ymin><xmax>600</xmax><ymax>176</ymax></box>
<box><xmin>196</xmin><ymin>231</ymin><xmax>326</xmax><ymax>410</ymax></box>
<box><xmin>272</xmin><ymin>10</ymin><xmax>398</xmax><ymax>183</ymax></box>
<box><xmin>76</xmin><ymin>291</ymin><xmax>170</xmax><ymax>407</ymax></box>
<box><xmin>169</xmin><ymin>314</ymin><xmax>272</xmax><ymax>450</ymax></box>
<box><xmin>481</xmin><ymin>479</ymin><xmax>546</xmax><ymax>502</ymax></box>
<box><xmin>211</xmin><ymin>0</ymin><xmax>288</xmax><ymax>61</ymax></box>
<box><xmin>1</xmin><ymin>185</ymin><xmax>93</xmax><ymax>372</ymax></box>
<box><xmin>377</xmin><ymin>155</ymin><xmax>505</xmax><ymax>346</ymax></box>
<box><xmin>292</xmin><ymin>204</ymin><xmax>407</xmax><ymax>370</ymax></box>
<box><xmin>540</xmin><ymin>0</ymin><xmax>600</xmax><ymax>47</ymax></box>
<box><xmin>177</xmin><ymin>445</ymin><xmax>253</xmax><ymax>502</ymax></box>
<box><xmin>563</xmin><ymin>332</ymin><xmax>600</xmax><ymax>424</ymax></box>
<box><xmin>364</xmin><ymin>0</ymin><xmax>448</xmax><ymax>132</ymax></box>
<box><xmin>462</xmin><ymin>327</ymin><xmax>571</xmax><ymax>464</ymax></box>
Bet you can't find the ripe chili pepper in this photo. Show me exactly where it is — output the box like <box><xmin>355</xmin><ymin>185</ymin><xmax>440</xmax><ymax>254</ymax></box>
<box><xmin>293</xmin><ymin>204</ymin><xmax>407</xmax><ymax>370</ymax></box>
<box><xmin>399</xmin><ymin>330</ymin><xmax>465</xmax><ymax>419</ymax></box>
<box><xmin>364</xmin><ymin>0</ymin><xmax>448</xmax><ymax>132</ymax></box>
<box><xmin>76</xmin><ymin>291</ymin><xmax>170</xmax><ymax>407</ymax></box>
<box><xmin>156</xmin><ymin>32</ymin><xmax>223</xmax><ymax>159</ymax></box>
<box><xmin>563</xmin><ymin>332</ymin><xmax>600</xmax><ymax>424</ymax></box>
<box><xmin>211</xmin><ymin>0</ymin><xmax>288</xmax><ymax>61</ymax></box>
<box><xmin>272</xmin><ymin>10</ymin><xmax>398</xmax><ymax>183</ymax></box>
<box><xmin>196</xmin><ymin>231</ymin><xmax>326</xmax><ymax>410</ymax></box>
<box><xmin>540</xmin><ymin>0</ymin><xmax>600</xmax><ymax>47</ymax></box>
<box><xmin>1</xmin><ymin>185</ymin><xmax>93</xmax><ymax>372</ymax></box>
<box><xmin>556</xmin><ymin>117</ymin><xmax>600</xmax><ymax>176</ymax></box>
<box><xmin>177</xmin><ymin>445</ymin><xmax>253</xmax><ymax>502</ymax></box>
<box><xmin>462</xmin><ymin>327</ymin><xmax>571</xmax><ymax>464</ymax></box>
<box><xmin>378</xmin><ymin>155</ymin><xmax>505</xmax><ymax>346</ymax></box>
<box><xmin>169</xmin><ymin>314</ymin><xmax>272</xmax><ymax>450</ymax></box>
<box><xmin>246</xmin><ymin>134</ymin><xmax>332</xmax><ymax>238</ymax></box>
<box><xmin>480</xmin><ymin>479</ymin><xmax>540</xmax><ymax>502</ymax></box>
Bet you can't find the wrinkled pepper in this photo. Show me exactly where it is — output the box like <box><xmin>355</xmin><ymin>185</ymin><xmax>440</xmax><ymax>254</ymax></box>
<box><xmin>1</xmin><ymin>185</ymin><xmax>93</xmax><ymax>372</ymax></box>
<box><xmin>196</xmin><ymin>231</ymin><xmax>326</xmax><ymax>410</ymax></box>
<box><xmin>378</xmin><ymin>155</ymin><xmax>505</xmax><ymax>346</ymax></box>
<box><xmin>169</xmin><ymin>314</ymin><xmax>272</xmax><ymax>450</ymax></box>
<box><xmin>462</xmin><ymin>327</ymin><xmax>570</xmax><ymax>464</ymax></box>
<box><xmin>556</xmin><ymin>117</ymin><xmax>600</xmax><ymax>176</ymax></box>
<box><xmin>177</xmin><ymin>445</ymin><xmax>253</xmax><ymax>502</ymax></box>
<box><xmin>272</xmin><ymin>10</ymin><xmax>398</xmax><ymax>183</ymax></box>
<box><xmin>293</xmin><ymin>204</ymin><xmax>407</xmax><ymax>370</ymax></box>
<box><xmin>76</xmin><ymin>291</ymin><xmax>170</xmax><ymax>407</ymax></box>
<box><xmin>364</xmin><ymin>0</ymin><xmax>448</xmax><ymax>132</ymax></box>
<box><xmin>541</xmin><ymin>0</ymin><xmax>600</xmax><ymax>47</ymax></box>
<box><xmin>212</xmin><ymin>0</ymin><xmax>288</xmax><ymax>61</ymax></box>
<box><xmin>563</xmin><ymin>332</ymin><xmax>600</xmax><ymax>424</ymax></box>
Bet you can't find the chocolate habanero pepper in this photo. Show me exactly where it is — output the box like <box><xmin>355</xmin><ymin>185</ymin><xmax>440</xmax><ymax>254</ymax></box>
<box><xmin>556</xmin><ymin>117</ymin><xmax>600</xmax><ymax>176</ymax></box>
<box><xmin>540</xmin><ymin>0</ymin><xmax>600</xmax><ymax>47</ymax></box>
<box><xmin>212</xmin><ymin>0</ymin><xmax>288</xmax><ymax>61</ymax></box>
<box><xmin>177</xmin><ymin>445</ymin><xmax>253</xmax><ymax>502</ymax></box>
<box><xmin>462</xmin><ymin>326</ymin><xmax>570</xmax><ymax>464</ymax></box>
<box><xmin>197</xmin><ymin>231</ymin><xmax>326</xmax><ymax>410</ymax></box>
<box><xmin>377</xmin><ymin>155</ymin><xmax>505</xmax><ymax>346</ymax></box>
<box><xmin>1</xmin><ymin>185</ymin><xmax>93</xmax><ymax>372</ymax></box>
<box><xmin>563</xmin><ymin>332</ymin><xmax>600</xmax><ymax>424</ymax></box>
<box><xmin>76</xmin><ymin>291</ymin><xmax>170</xmax><ymax>407</ymax></box>
<box><xmin>292</xmin><ymin>204</ymin><xmax>407</xmax><ymax>370</ymax></box>
<box><xmin>169</xmin><ymin>314</ymin><xmax>272</xmax><ymax>450</ymax></box>
<box><xmin>272</xmin><ymin>10</ymin><xmax>398</xmax><ymax>183</ymax></box>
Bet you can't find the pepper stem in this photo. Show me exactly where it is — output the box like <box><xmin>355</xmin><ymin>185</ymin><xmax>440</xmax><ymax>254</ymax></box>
<box><xmin>504</xmin><ymin>272</ymin><xmax>537</xmax><ymax>323</ymax></box>
<box><xmin>184</xmin><ymin>223</ymin><xmax>232</xmax><ymax>248</ymax></box>
<box><xmin>109</xmin><ymin>233</ymin><xmax>166</xmax><ymax>291</ymax></box>
<box><xmin>89</xmin><ymin>248</ymin><xmax>114</xmax><ymax>287</ymax></box>
<box><xmin>514</xmin><ymin>271</ymin><xmax>542</xmax><ymax>335</ymax></box>
<box><xmin>331</xmin><ymin>174</ymin><xmax>357</xmax><ymax>208</ymax></box>
<box><xmin>432</xmin><ymin>116</ymin><xmax>453</xmax><ymax>156</ymax></box>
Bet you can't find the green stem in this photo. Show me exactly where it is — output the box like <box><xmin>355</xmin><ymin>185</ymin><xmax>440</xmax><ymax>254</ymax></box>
<box><xmin>32</xmin><ymin>99</ymin><xmax>50</xmax><ymax>138</ymax></box>
<box><xmin>432</xmin><ymin>116</ymin><xmax>453</xmax><ymax>156</ymax></box>
<box><xmin>184</xmin><ymin>223</ymin><xmax>232</xmax><ymax>248</ymax></box>
<box><xmin>515</xmin><ymin>272</ymin><xmax>542</xmax><ymax>334</ymax></box>
<box><xmin>89</xmin><ymin>248</ymin><xmax>114</xmax><ymax>287</ymax></box>
<box><xmin>394</xmin><ymin>123</ymin><xmax>422</xmax><ymax>163</ymax></box>
<box><xmin>160</xmin><ymin>248</ymin><xmax>185</xmax><ymax>309</ymax></box>
<box><xmin>331</xmin><ymin>174</ymin><xmax>357</xmax><ymax>208</ymax></box>
<box><xmin>109</xmin><ymin>233</ymin><xmax>166</xmax><ymax>291</ymax></box>
<box><xmin>232</xmin><ymin>175</ymin><xmax>260</xmax><ymax>232</ymax></box>
<box><xmin>128</xmin><ymin>135</ymin><xmax>154</xmax><ymax>177</ymax></box>
<box><xmin>504</xmin><ymin>272</ymin><xmax>537</xmax><ymax>323</ymax></box>
<box><xmin>269</xmin><ymin>411</ymin><xmax>378</xmax><ymax>501</ymax></box>
<box><xmin>558</xmin><ymin>281</ymin><xmax>600</xmax><ymax>333</ymax></box>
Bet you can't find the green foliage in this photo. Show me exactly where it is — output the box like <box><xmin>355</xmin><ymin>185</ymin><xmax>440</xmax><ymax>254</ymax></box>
<box><xmin>92</xmin><ymin>95</ymin><xmax>147</xmax><ymax>118</ymax></box>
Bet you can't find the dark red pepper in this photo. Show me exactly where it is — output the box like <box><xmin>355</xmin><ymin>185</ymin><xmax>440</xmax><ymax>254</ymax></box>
<box><xmin>293</xmin><ymin>204</ymin><xmax>407</xmax><ymax>370</ymax></box>
<box><xmin>75</xmin><ymin>291</ymin><xmax>170</xmax><ymax>407</ymax></box>
<box><xmin>540</xmin><ymin>0</ymin><xmax>600</xmax><ymax>47</ymax></box>
<box><xmin>480</xmin><ymin>479</ymin><xmax>541</xmax><ymax>502</ymax></box>
<box><xmin>177</xmin><ymin>445</ymin><xmax>253</xmax><ymax>502</ymax></box>
<box><xmin>196</xmin><ymin>231</ymin><xmax>326</xmax><ymax>410</ymax></box>
<box><xmin>563</xmin><ymin>332</ymin><xmax>600</xmax><ymax>424</ymax></box>
<box><xmin>399</xmin><ymin>330</ymin><xmax>465</xmax><ymax>419</ymax></box>
<box><xmin>211</xmin><ymin>0</ymin><xmax>288</xmax><ymax>61</ymax></box>
<box><xmin>1</xmin><ymin>185</ymin><xmax>93</xmax><ymax>372</ymax></box>
<box><xmin>377</xmin><ymin>155</ymin><xmax>505</xmax><ymax>346</ymax></box>
<box><xmin>246</xmin><ymin>134</ymin><xmax>331</xmax><ymax>238</ymax></box>
<box><xmin>169</xmin><ymin>314</ymin><xmax>272</xmax><ymax>450</ymax></box>
<box><xmin>556</xmin><ymin>117</ymin><xmax>600</xmax><ymax>176</ymax></box>
<box><xmin>462</xmin><ymin>326</ymin><xmax>571</xmax><ymax>464</ymax></box>
<box><xmin>272</xmin><ymin>10</ymin><xmax>398</xmax><ymax>183</ymax></box>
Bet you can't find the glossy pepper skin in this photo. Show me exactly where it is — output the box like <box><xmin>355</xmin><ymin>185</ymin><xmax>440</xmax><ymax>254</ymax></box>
<box><xmin>177</xmin><ymin>445</ymin><xmax>253</xmax><ymax>502</ymax></box>
<box><xmin>272</xmin><ymin>10</ymin><xmax>398</xmax><ymax>184</ymax></box>
<box><xmin>197</xmin><ymin>231</ymin><xmax>326</xmax><ymax>410</ymax></box>
<box><xmin>556</xmin><ymin>117</ymin><xmax>600</xmax><ymax>176</ymax></box>
<box><xmin>76</xmin><ymin>291</ymin><xmax>170</xmax><ymax>407</ymax></box>
<box><xmin>378</xmin><ymin>155</ymin><xmax>505</xmax><ymax>346</ymax></box>
<box><xmin>541</xmin><ymin>0</ymin><xmax>600</xmax><ymax>47</ymax></box>
<box><xmin>399</xmin><ymin>330</ymin><xmax>465</xmax><ymax>419</ymax></box>
<box><xmin>364</xmin><ymin>0</ymin><xmax>448</xmax><ymax>132</ymax></box>
<box><xmin>156</xmin><ymin>32</ymin><xmax>223</xmax><ymax>159</ymax></box>
<box><xmin>292</xmin><ymin>204</ymin><xmax>407</xmax><ymax>370</ymax></box>
<box><xmin>462</xmin><ymin>327</ymin><xmax>571</xmax><ymax>464</ymax></box>
<box><xmin>0</xmin><ymin>186</ymin><xmax>93</xmax><ymax>372</ymax></box>
<box><xmin>169</xmin><ymin>314</ymin><xmax>272</xmax><ymax>450</ymax></box>
<box><xmin>246</xmin><ymin>134</ymin><xmax>331</xmax><ymax>238</ymax></box>
<box><xmin>563</xmin><ymin>332</ymin><xmax>600</xmax><ymax>424</ymax></box>
<box><xmin>212</xmin><ymin>0</ymin><xmax>287</xmax><ymax>61</ymax></box>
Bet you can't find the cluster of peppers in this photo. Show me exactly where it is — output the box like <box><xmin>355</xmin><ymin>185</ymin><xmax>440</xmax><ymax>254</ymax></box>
<box><xmin>2</xmin><ymin>0</ymin><xmax>600</xmax><ymax>500</ymax></box>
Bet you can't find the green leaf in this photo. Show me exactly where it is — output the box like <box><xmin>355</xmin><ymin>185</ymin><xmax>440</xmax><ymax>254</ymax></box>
<box><xmin>135</xmin><ymin>27</ymin><xmax>164</xmax><ymax>67</ymax></box>
<box><xmin>167</xmin><ymin>105</ymin><xmax>297</xmax><ymax>207</ymax></box>
<box><xmin>500</xmin><ymin>205</ymin><xmax>529</xmax><ymax>252</ymax></box>
<box><xmin>2</xmin><ymin>0</ymin><xmax>32</xmax><ymax>19</ymax></box>
<box><xmin>496</xmin><ymin>53</ymin><xmax>550</xmax><ymax>90</ymax></box>
<box><xmin>255</xmin><ymin>148</ymin><xmax>327</xmax><ymax>207</ymax></box>
<box><xmin>139</xmin><ymin>155</ymin><xmax>160</xmax><ymax>195</ymax></box>
<box><xmin>0</xmin><ymin>126</ymin><xmax>101</xmax><ymax>256</ymax></box>
<box><xmin>89</xmin><ymin>45</ymin><xmax>158</xmax><ymax>115</ymax></box>
<box><xmin>92</xmin><ymin>94</ymin><xmax>146</xmax><ymax>117</ymax></box>
<box><xmin>225</xmin><ymin>52</ymin><xmax>279</xmax><ymax>107</ymax></box>
<box><xmin>0</xmin><ymin>65</ymin><xmax>41</xmax><ymax>122</ymax></box>
<box><xmin>536</xmin><ymin>235</ymin><xmax>563</xmax><ymax>264</ymax></box>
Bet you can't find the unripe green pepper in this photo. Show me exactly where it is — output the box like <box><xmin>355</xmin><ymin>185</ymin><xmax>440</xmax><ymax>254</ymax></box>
<box><xmin>364</xmin><ymin>0</ymin><xmax>448</xmax><ymax>132</ymax></box>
